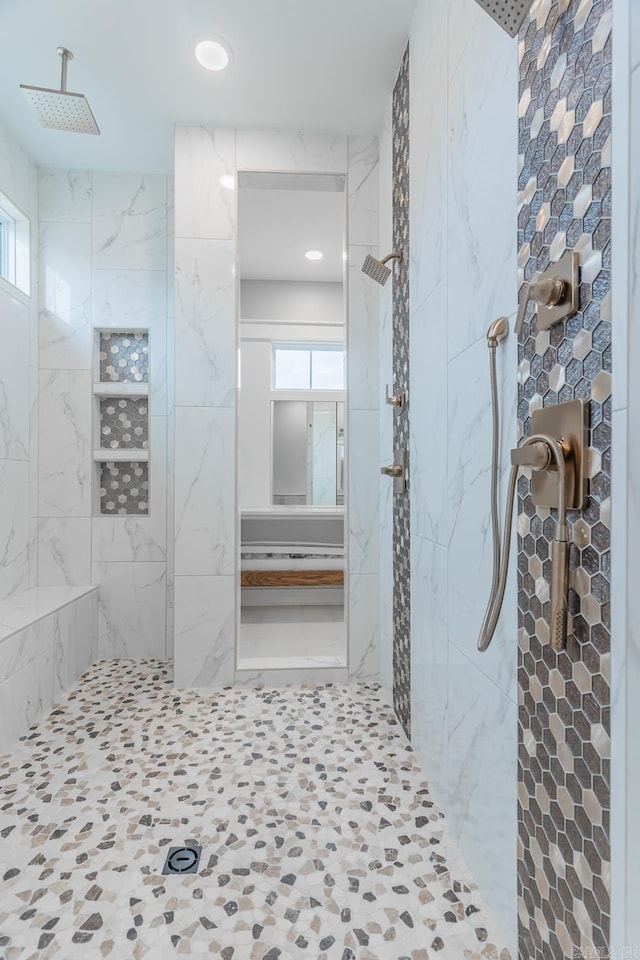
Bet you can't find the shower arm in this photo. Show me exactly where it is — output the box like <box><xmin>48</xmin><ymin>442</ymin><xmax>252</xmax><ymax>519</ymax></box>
<box><xmin>57</xmin><ymin>47</ymin><xmax>72</xmax><ymax>93</ymax></box>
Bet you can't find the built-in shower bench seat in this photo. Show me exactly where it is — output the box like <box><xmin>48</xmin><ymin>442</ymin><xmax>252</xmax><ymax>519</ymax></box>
<box><xmin>0</xmin><ymin>585</ymin><xmax>98</xmax><ymax>752</ymax></box>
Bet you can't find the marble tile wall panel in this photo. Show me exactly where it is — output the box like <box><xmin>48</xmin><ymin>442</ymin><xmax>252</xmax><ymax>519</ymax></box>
<box><xmin>93</xmin><ymin>560</ymin><xmax>166</xmax><ymax>659</ymax></box>
<box><xmin>0</xmin><ymin>616</ymin><xmax>52</xmax><ymax>686</ymax></box>
<box><xmin>0</xmin><ymin>294</ymin><xmax>30</xmax><ymax>462</ymax></box>
<box><xmin>347</xmin><ymin>410</ymin><xmax>379</xmax><ymax>577</ymax></box>
<box><xmin>404</xmin><ymin>1</ymin><xmax>519</xmax><ymax>952</ymax></box>
<box><xmin>0</xmin><ymin>460</ymin><xmax>30</xmax><ymax>601</ymax></box>
<box><xmin>445</xmin><ymin>643</ymin><xmax>517</xmax><ymax>952</ymax></box>
<box><xmin>378</xmin><ymin>102</ymin><xmax>394</xmax><ymax>703</ymax></box>
<box><xmin>174</xmin><ymin>239</ymin><xmax>236</xmax><ymax>407</ymax></box>
<box><xmin>174</xmin><ymin>406</ymin><xmax>235</xmax><ymax>577</ymax></box>
<box><xmin>410</xmin><ymin>535</ymin><xmax>448</xmax><ymax>801</ymax></box>
<box><xmin>347</xmin><ymin>135</ymin><xmax>379</xmax><ymax>247</ymax></box>
<box><xmin>53</xmin><ymin>591</ymin><xmax>97</xmax><ymax>700</ymax></box>
<box><xmin>173</xmin><ymin>575</ymin><xmax>235</xmax><ymax>687</ymax></box>
<box><xmin>0</xmin><ymin>650</ymin><xmax>52</xmax><ymax>752</ymax></box>
<box><xmin>38</xmin><ymin>369</ymin><xmax>92</xmax><ymax>518</ymax></box>
<box><xmin>39</xmin><ymin>222</ymin><xmax>92</xmax><ymax>370</ymax></box>
<box><xmin>347</xmin><ymin>247</ymin><xmax>379</xmax><ymax>412</ymax></box>
<box><xmin>92</xmin><ymin>173</ymin><xmax>167</xmax><ymax>271</ymax></box>
<box><xmin>37</xmin><ymin>517</ymin><xmax>91</xmax><ymax>586</ymax></box>
<box><xmin>38</xmin><ymin>169</ymin><xmax>92</xmax><ymax>224</ymax></box>
<box><xmin>174</xmin><ymin>127</ymin><xmax>235</xmax><ymax>241</ymax></box>
<box><xmin>235</xmin><ymin>131</ymin><xmax>348</xmax><ymax>174</ymax></box>
<box><xmin>348</xmin><ymin>573</ymin><xmax>379</xmax><ymax>681</ymax></box>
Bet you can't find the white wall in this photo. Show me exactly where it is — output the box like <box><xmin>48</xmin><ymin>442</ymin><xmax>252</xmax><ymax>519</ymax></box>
<box><xmin>0</xmin><ymin>119</ymin><xmax>38</xmax><ymax>601</ymax></box>
<box><xmin>37</xmin><ymin>169</ymin><xmax>170</xmax><ymax>659</ymax></box>
<box><xmin>241</xmin><ymin>279</ymin><xmax>343</xmax><ymax>325</ymax></box>
<box><xmin>381</xmin><ymin>0</ymin><xmax>519</xmax><ymax>951</ymax></box>
<box><xmin>173</xmin><ymin>126</ymin><xmax>379</xmax><ymax>686</ymax></box>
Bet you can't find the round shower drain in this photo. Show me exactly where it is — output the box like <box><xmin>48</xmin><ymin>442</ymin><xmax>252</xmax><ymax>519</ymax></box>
<box><xmin>162</xmin><ymin>845</ymin><xmax>202</xmax><ymax>875</ymax></box>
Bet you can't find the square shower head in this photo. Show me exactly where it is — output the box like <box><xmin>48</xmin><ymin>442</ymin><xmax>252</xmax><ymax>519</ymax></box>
<box><xmin>472</xmin><ymin>0</ymin><xmax>534</xmax><ymax>37</ymax></box>
<box><xmin>20</xmin><ymin>85</ymin><xmax>100</xmax><ymax>135</ymax></box>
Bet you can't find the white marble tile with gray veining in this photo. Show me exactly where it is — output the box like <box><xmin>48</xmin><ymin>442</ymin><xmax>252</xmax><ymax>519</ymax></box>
<box><xmin>39</xmin><ymin>221</ymin><xmax>92</xmax><ymax>369</ymax></box>
<box><xmin>53</xmin><ymin>592</ymin><xmax>97</xmax><ymax>701</ymax></box>
<box><xmin>38</xmin><ymin>168</ymin><xmax>92</xmax><ymax>223</ymax></box>
<box><xmin>445</xmin><ymin>644</ymin><xmax>517</xmax><ymax>957</ymax></box>
<box><xmin>93</xmin><ymin>561</ymin><xmax>166</xmax><ymax>660</ymax></box>
<box><xmin>348</xmin><ymin>409</ymin><xmax>379</xmax><ymax>576</ymax></box>
<box><xmin>348</xmin><ymin>135</ymin><xmax>379</xmax><ymax>247</ymax></box>
<box><xmin>38</xmin><ymin>369</ymin><xmax>92</xmax><ymax>518</ymax></box>
<box><xmin>174</xmin><ymin>407</ymin><xmax>235</xmax><ymax>577</ymax></box>
<box><xmin>447</xmin><ymin>11</ymin><xmax>517</xmax><ymax>360</ymax></box>
<box><xmin>0</xmin><ymin>650</ymin><xmax>53</xmax><ymax>752</ymax></box>
<box><xmin>348</xmin><ymin>246</ymin><xmax>379</xmax><ymax>411</ymax></box>
<box><xmin>411</xmin><ymin>534</ymin><xmax>449</xmax><ymax>803</ymax></box>
<box><xmin>0</xmin><ymin>459</ymin><xmax>30</xmax><ymax>602</ymax></box>
<box><xmin>236</xmin><ymin>130</ymin><xmax>348</xmax><ymax>175</ymax></box>
<box><xmin>37</xmin><ymin>517</ymin><xmax>91</xmax><ymax>585</ymax></box>
<box><xmin>0</xmin><ymin>616</ymin><xmax>52</xmax><ymax>686</ymax></box>
<box><xmin>174</xmin><ymin>126</ymin><xmax>235</xmax><ymax>240</ymax></box>
<box><xmin>92</xmin><ymin>172</ymin><xmax>167</xmax><ymax>271</ymax></box>
<box><xmin>175</xmin><ymin>239</ymin><xmax>236</xmax><ymax>407</ymax></box>
<box><xmin>0</xmin><ymin>294</ymin><xmax>29</xmax><ymax>461</ymax></box>
<box><xmin>173</xmin><ymin>575</ymin><xmax>235</xmax><ymax>687</ymax></box>
<box><xmin>410</xmin><ymin>0</ymin><xmax>448</xmax><ymax>311</ymax></box>
<box><xmin>348</xmin><ymin>573</ymin><xmax>379</xmax><ymax>681</ymax></box>
<box><xmin>411</xmin><ymin>277</ymin><xmax>448</xmax><ymax>545</ymax></box>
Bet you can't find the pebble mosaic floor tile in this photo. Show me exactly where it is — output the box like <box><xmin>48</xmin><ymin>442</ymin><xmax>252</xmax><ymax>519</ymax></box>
<box><xmin>0</xmin><ymin>660</ymin><xmax>511</xmax><ymax>959</ymax></box>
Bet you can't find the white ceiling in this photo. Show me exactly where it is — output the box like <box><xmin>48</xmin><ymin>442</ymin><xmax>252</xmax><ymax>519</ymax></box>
<box><xmin>0</xmin><ymin>0</ymin><xmax>416</xmax><ymax>173</ymax></box>
<box><xmin>239</xmin><ymin>182</ymin><xmax>345</xmax><ymax>282</ymax></box>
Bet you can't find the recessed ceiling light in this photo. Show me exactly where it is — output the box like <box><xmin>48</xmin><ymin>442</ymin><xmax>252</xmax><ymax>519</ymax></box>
<box><xmin>305</xmin><ymin>249</ymin><xmax>324</xmax><ymax>261</ymax></box>
<box><xmin>219</xmin><ymin>174</ymin><xmax>235</xmax><ymax>190</ymax></box>
<box><xmin>195</xmin><ymin>38</ymin><xmax>231</xmax><ymax>72</ymax></box>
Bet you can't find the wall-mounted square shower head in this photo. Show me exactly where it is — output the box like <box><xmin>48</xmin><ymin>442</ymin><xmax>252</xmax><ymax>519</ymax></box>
<box><xmin>20</xmin><ymin>47</ymin><xmax>100</xmax><ymax>135</ymax></box>
<box><xmin>361</xmin><ymin>252</ymin><xmax>402</xmax><ymax>286</ymax></box>
<box><xmin>472</xmin><ymin>0</ymin><xmax>535</xmax><ymax>37</ymax></box>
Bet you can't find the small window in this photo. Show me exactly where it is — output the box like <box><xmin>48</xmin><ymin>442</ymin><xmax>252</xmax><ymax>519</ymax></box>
<box><xmin>0</xmin><ymin>192</ymin><xmax>30</xmax><ymax>296</ymax></box>
<box><xmin>273</xmin><ymin>344</ymin><xmax>345</xmax><ymax>391</ymax></box>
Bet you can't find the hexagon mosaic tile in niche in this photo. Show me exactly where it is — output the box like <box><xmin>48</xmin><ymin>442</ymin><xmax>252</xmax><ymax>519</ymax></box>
<box><xmin>100</xmin><ymin>332</ymin><xmax>149</xmax><ymax>383</ymax></box>
<box><xmin>517</xmin><ymin>1</ymin><xmax>611</xmax><ymax>958</ymax></box>
<box><xmin>100</xmin><ymin>461</ymin><xmax>149</xmax><ymax>516</ymax></box>
<box><xmin>100</xmin><ymin>398</ymin><xmax>149</xmax><ymax>450</ymax></box>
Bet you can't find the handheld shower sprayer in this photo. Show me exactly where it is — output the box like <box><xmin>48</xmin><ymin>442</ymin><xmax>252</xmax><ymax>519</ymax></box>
<box><xmin>477</xmin><ymin>317</ymin><xmax>586</xmax><ymax>654</ymax></box>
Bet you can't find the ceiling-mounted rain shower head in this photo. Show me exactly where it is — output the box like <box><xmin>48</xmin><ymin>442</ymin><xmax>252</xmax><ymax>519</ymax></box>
<box><xmin>361</xmin><ymin>252</ymin><xmax>402</xmax><ymax>286</ymax></box>
<box><xmin>472</xmin><ymin>0</ymin><xmax>535</xmax><ymax>37</ymax></box>
<box><xmin>20</xmin><ymin>47</ymin><xmax>100</xmax><ymax>135</ymax></box>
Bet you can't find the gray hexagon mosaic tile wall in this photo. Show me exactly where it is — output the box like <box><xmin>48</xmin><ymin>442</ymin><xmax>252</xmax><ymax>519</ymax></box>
<box><xmin>517</xmin><ymin>1</ymin><xmax>611</xmax><ymax>957</ymax></box>
<box><xmin>392</xmin><ymin>45</ymin><xmax>411</xmax><ymax>738</ymax></box>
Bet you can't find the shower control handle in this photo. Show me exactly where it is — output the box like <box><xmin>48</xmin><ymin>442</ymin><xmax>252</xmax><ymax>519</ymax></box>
<box><xmin>380</xmin><ymin>448</ymin><xmax>407</xmax><ymax>494</ymax></box>
<box><xmin>510</xmin><ymin>440</ymin><xmax>552</xmax><ymax>471</ymax></box>
<box><xmin>515</xmin><ymin>251</ymin><xmax>580</xmax><ymax>335</ymax></box>
<box><xmin>385</xmin><ymin>384</ymin><xmax>407</xmax><ymax>411</ymax></box>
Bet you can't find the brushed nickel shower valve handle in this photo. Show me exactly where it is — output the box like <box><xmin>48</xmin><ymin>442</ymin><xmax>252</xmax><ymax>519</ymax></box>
<box><xmin>380</xmin><ymin>464</ymin><xmax>404</xmax><ymax>478</ymax></box>
<box><xmin>514</xmin><ymin>251</ymin><xmax>580</xmax><ymax>335</ymax></box>
<box><xmin>510</xmin><ymin>440</ymin><xmax>552</xmax><ymax>471</ymax></box>
<box><xmin>385</xmin><ymin>384</ymin><xmax>407</xmax><ymax>411</ymax></box>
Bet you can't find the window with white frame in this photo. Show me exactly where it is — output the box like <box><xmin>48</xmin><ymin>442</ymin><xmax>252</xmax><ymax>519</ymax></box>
<box><xmin>0</xmin><ymin>191</ymin><xmax>30</xmax><ymax>296</ymax></box>
<box><xmin>273</xmin><ymin>344</ymin><xmax>345</xmax><ymax>391</ymax></box>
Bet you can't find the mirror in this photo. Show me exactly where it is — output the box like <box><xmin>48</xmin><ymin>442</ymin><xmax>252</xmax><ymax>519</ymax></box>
<box><xmin>237</xmin><ymin>171</ymin><xmax>347</xmax><ymax>670</ymax></box>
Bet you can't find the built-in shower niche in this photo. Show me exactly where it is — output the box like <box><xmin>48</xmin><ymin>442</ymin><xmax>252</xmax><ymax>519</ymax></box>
<box><xmin>92</xmin><ymin>330</ymin><xmax>150</xmax><ymax>517</ymax></box>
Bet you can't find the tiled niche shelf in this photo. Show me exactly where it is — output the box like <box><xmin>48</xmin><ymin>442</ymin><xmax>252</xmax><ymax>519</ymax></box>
<box><xmin>93</xmin><ymin>330</ymin><xmax>150</xmax><ymax>516</ymax></box>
